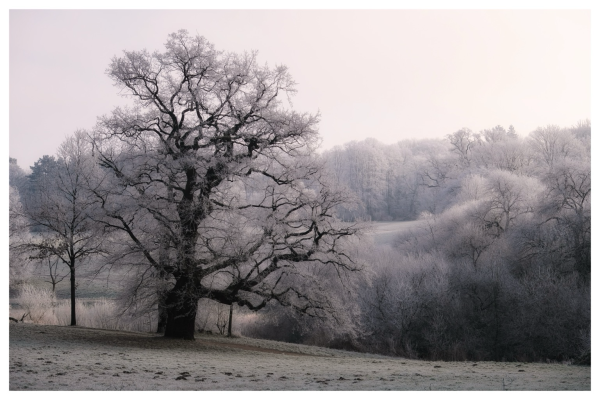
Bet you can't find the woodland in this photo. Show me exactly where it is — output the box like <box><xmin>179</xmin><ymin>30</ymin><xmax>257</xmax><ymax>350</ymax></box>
<box><xmin>9</xmin><ymin>30</ymin><xmax>590</xmax><ymax>363</ymax></box>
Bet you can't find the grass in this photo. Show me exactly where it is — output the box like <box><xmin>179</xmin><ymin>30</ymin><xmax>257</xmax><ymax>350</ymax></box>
<box><xmin>9</xmin><ymin>323</ymin><xmax>591</xmax><ymax>391</ymax></box>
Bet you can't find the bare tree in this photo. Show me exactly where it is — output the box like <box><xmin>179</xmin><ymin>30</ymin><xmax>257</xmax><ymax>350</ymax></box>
<box><xmin>9</xmin><ymin>186</ymin><xmax>32</xmax><ymax>287</ymax></box>
<box><xmin>538</xmin><ymin>159</ymin><xmax>591</xmax><ymax>280</ymax></box>
<box><xmin>447</xmin><ymin>128</ymin><xmax>480</xmax><ymax>169</ymax></box>
<box><xmin>31</xmin><ymin>250</ymin><xmax>68</xmax><ymax>294</ymax></box>
<box><xmin>92</xmin><ymin>31</ymin><xmax>360</xmax><ymax>339</ymax></box>
<box><xmin>22</xmin><ymin>131</ymin><xmax>105</xmax><ymax>326</ymax></box>
<box><xmin>484</xmin><ymin>170</ymin><xmax>542</xmax><ymax>232</ymax></box>
<box><xmin>528</xmin><ymin>125</ymin><xmax>580</xmax><ymax>170</ymax></box>
<box><xmin>9</xmin><ymin>158</ymin><xmax>28</xmax><ymax>193</ymax></box>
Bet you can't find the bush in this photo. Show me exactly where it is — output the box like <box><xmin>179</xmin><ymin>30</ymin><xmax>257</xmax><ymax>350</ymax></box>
<box><xmin>54</xmin><ymin>298</ymin><xmax>124</xmax><ymax>330</ymax></box>
<box><xmin>16</xmin><ymin>284</ymin><xmax>57</xmax><ymax>324</ymax></box>
<box><xmin>12</xmin><ymin>288</ymin><xmax>156</xmax><ymax>332</ymax></box>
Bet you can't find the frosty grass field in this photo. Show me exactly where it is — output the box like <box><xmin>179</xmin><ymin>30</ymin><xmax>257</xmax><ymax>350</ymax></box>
<box><xmin>9</xmin><ymin>323</ymin><xmax>590</xmax><ymax>391</ymax></box>
<box><xmin>9</xmin><ymin>222</ymin><xmax>592</xmax><ymax>390</ymax></box>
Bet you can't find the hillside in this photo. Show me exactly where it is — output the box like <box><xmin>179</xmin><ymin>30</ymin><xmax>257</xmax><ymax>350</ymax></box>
<box><xmin>369</xmin><ymin>221</ymin><xmax>426</xmax><ymax>247</ymax></box>
<box><xmin>9</xmin><ymin>323</ymin><xmax>590</xmax><ymax>390</ymax></box>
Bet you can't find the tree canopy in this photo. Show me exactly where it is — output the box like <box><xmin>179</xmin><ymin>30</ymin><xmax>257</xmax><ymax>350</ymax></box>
<box><xmin>92</xmin><ymin>30</ymin><xmax>360</xmax><ymax>339</ymax></box>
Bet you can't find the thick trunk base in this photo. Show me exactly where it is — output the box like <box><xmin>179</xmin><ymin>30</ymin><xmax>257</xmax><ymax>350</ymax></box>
<box><xmin>163</xmin><ymin>278</ymin><xmax>199</xmax><ymax>340</ymax></box>
<box><xmin>164</xmin><ymin>308</ymin><xmax>197</xmax><ymax>340</ymax></box>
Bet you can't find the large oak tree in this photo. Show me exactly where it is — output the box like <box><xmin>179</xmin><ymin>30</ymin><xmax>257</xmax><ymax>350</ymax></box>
<box><xmin>92</xmin><ymin>31</ymin><xmax>359</xmax><ymax>339</ymax></box>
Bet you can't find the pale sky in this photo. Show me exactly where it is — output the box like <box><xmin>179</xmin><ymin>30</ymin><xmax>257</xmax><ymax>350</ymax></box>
<box><xmin>8</xmin><ymin>8</ymin><xmax>591</xmax><ymax>171</ymax></box>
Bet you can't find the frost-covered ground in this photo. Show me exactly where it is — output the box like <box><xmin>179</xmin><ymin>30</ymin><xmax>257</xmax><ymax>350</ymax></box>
<box><xmin>9</xmin><ymin>323</ymin><xmax>590</xmax><ymax>390</ymax></box>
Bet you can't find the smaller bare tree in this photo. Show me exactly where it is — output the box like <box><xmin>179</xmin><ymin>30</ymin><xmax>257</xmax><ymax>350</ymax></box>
<box><xmin>9</xmin><ymin>186</ymin><xmax>32</xmax><ymax>288</ymax></box>
<box><xmin>22</xmin><ymin>131</ymin><xmax>105</xmax><ymax>326</ymax></box>
<box><xmin>30</xmin><ymin>247</ymin><xmax>68</xmax><ymax>294</ymax></box>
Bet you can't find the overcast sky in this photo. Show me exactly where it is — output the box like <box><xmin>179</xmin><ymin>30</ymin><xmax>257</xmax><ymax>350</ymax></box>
<box><xmin>9</xmin><ymin>9</ymin><xmax>590</xmax><ymax>171</ymax></box>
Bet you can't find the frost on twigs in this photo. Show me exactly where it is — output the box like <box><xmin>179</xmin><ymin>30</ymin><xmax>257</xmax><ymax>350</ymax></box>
<box><xmin>91</xmin><ymin>30</ymin><xmax>361</xmax><ymax>339</ymax></box>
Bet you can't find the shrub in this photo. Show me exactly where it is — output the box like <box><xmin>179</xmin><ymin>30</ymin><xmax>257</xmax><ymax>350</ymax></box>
<box><xmin>54</xmin><ymin>298</ymin><xmax>125</xmax><ymax>330</ymax></box>
<box><xmin>16</xmin><ymin>284</ymin><xmax>57</xmax><ymax>324</ymax></box>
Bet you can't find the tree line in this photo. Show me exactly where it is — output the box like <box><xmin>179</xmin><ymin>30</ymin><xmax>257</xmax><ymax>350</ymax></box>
<box><xmin>318</xmin><ymin>121</ymin><xmax>590</xmax><ymax>362</ymax></box>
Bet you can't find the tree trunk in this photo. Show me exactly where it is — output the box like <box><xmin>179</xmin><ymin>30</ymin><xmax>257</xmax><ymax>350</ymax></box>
<box><xmin>227</xmin><ymin>303</ymin><xmax>233</xmax><ymax>337</ymax></box>
<box><xmin>156</xmin><ymin>289</ymin><xmax>169</xmax><ymax>334</ymax></box>
<box><xmin>163</xmin><ymin>276</ymin><xmax>199</xmax><ymax>340</ymax></box>
<box><xmin>157</xmin><ymin>226</ymin><xmax>171</xmax><ymax>334</ymax></box>
<box><xmin>163</xmin><ymin>167</ymin><xmax>205</xmax><ymax>339</ymax></box>
<box><xmin>70</xmin><ymin>266</ymin><xmax>76</xmax><ymax>326</ymax></box>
